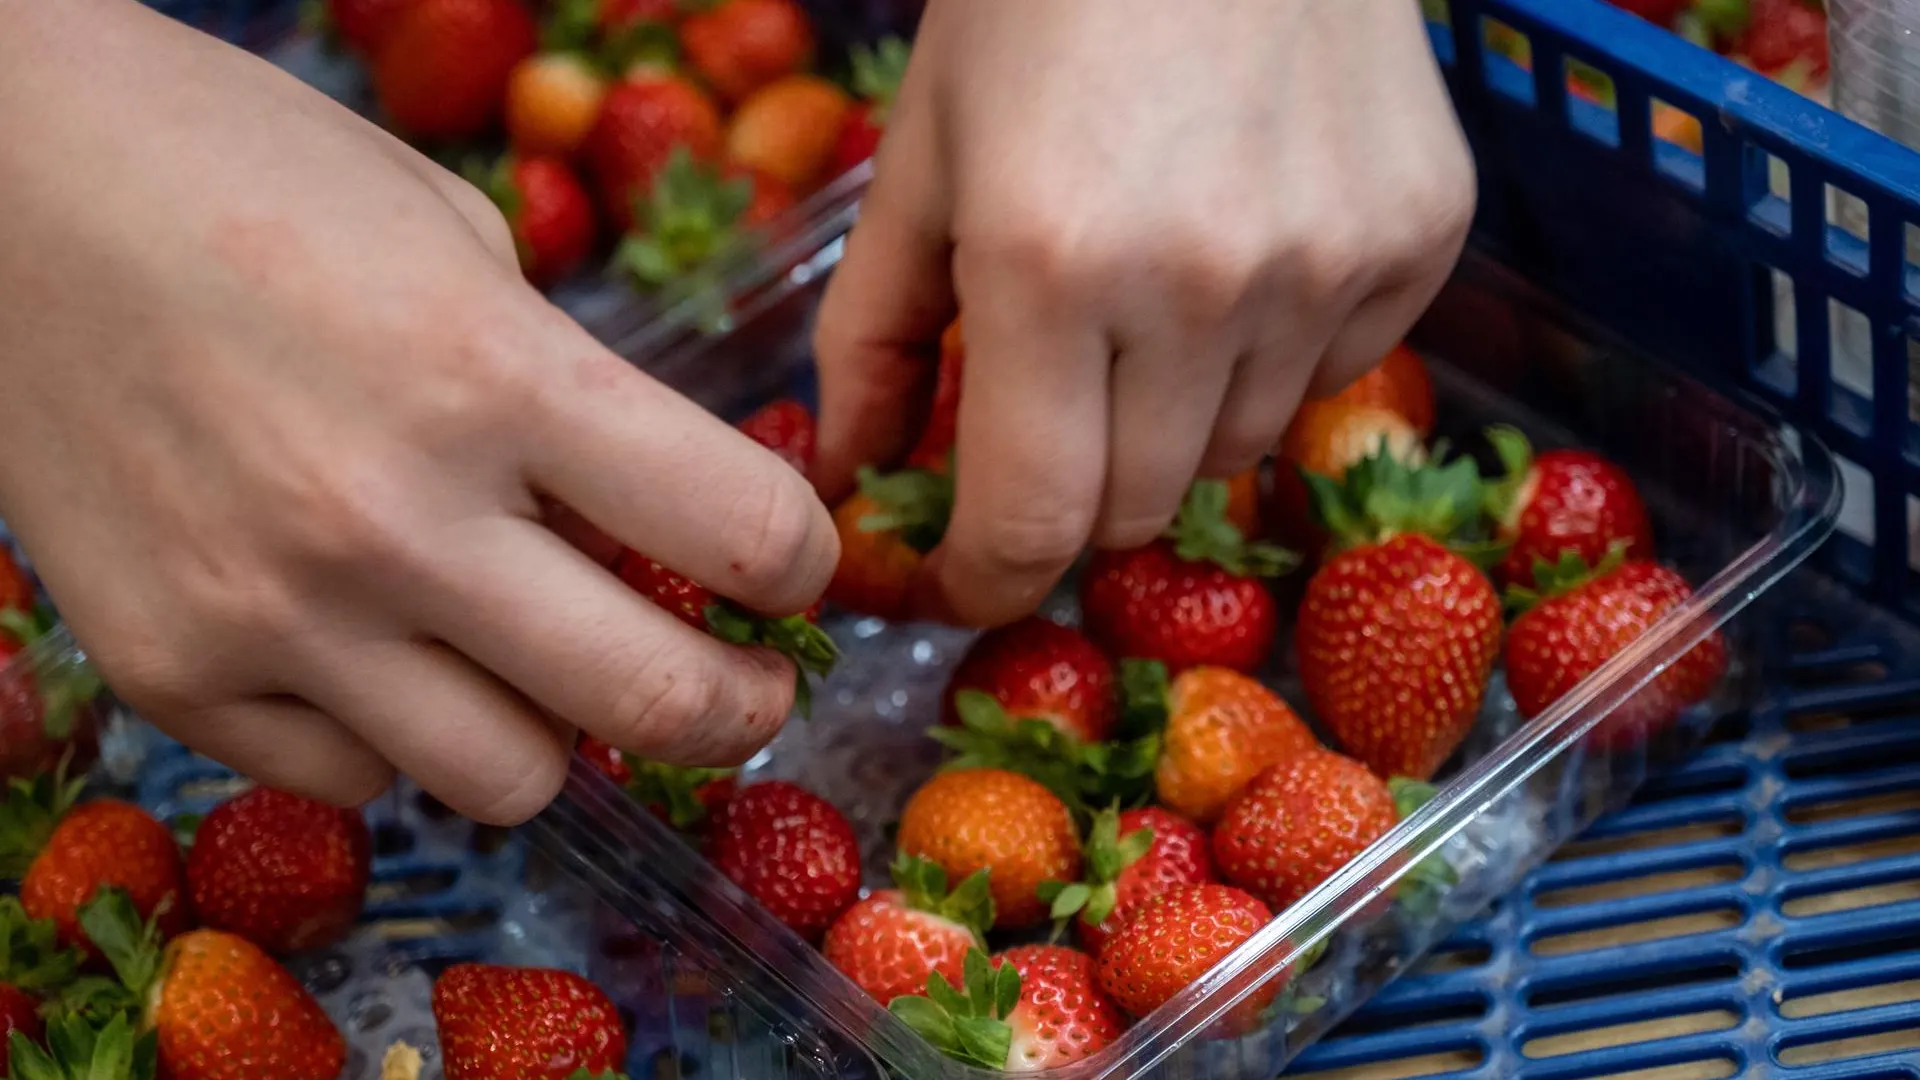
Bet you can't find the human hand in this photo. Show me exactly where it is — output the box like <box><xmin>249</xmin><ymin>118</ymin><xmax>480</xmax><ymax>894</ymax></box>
<box><xmin>0</xmin><ymin>0</ymin><xmax>837</xmax><ymax>823</ymax></box>
<box><xmin>811</xmin><ymin>0</ymin><xmax>1474</xmax><ymax>626</ymax></box>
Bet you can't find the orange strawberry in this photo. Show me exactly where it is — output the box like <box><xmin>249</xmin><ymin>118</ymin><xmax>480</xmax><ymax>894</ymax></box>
<box><xmin>1038</xmin><ymin>805</ymin><xmax>1216</xmax><ymax>957</ymax></box>
<box><xmin>822</xmin><ymin>853</ymin><xmax>991</xmax><ymax>1005</ymax></box>
<box><xmin>726</xmin><ymin>75</ymin><xmax>851</xmax><ymax>191</ymax></box>
<box><xmin>432</xmin><ymin>963</ymin><xmax>629</xmax><ymax>1079</ymax></box>
<box><xmin>890</xmin><ymin>946</ymin><xmax>1124</xmax><ymax>1070</ymax></box>
<box><xmin>1505</xmin><ymin>552</ymin><xmax>1727</xmax><ymax>748</ymax></box>
<box><xmin>1095</xmin><ymin>883</ymin><xmax>1275</xmax><ymax>1019</ymax></box>
<box><xmin>707</xmin><ymin>782</ymin><xmax>862</xmax><ymax>940</ymax></box>
<box><xmin>1134</xmin><ymin>661</ymin><xmax>1320</xmax><ymax>825</ymax></box>
<box><xmin>185</xmin><ymin>786</ymin><xmax>372</xmax><ymax>955</ymax></box>
<box><xmin>0</xmin><ymin>778</ymin><xmax>188</xmax><ymax>956</ymax></box>
<box><xmin>941</xmin><ymin>617</ymin><xmax>1116</xmax><ymax>743</ymax></box>
<box><xmin>1295</xmin><ymin>447</ymin><xmax>1504</xmax><ymax>781</ymax></box>
<box><xmin>680</xmin><ymin>0</ymin><xmax>815</xmax><ymax>104</ymax></box>
<box><xmin>586</xmin><ymin>74</ymin><xmax>725</xmax><ymax>233</ymax></box>
<box><xmin>1483</xmin><ymin>426</ymin><xmax>1654</xmax><ymax>589</ymax></box>
<box><xmin>1268</xmin><ymin>399</ymin><xmax>1425</xmax><ymax>558</ymax></box>
<box><xmin>504</xmin><ymin>52</ymin><xmax>607</xmax><ymax>157</ymax></box>
<box><xmin>1080</xmin><ymin>480</ymin><xmax>1295</xmax><ymax>676</ymax></box>
<box><xmin>1307</xmin><ymin>343</ymin><xmax>1435</xmax><ymax>436</ymax></box>
<box><xmin>80</xmin><ymin>889</ymin><xmax>344</xmax><ymax>1080</ymax></box>
<box><xmin>897</xmin><ymin>768</ymin><xmax>1081</xmax><ymax>931</ymax></box>
<box><xmin>372</xmin><ymin>0</ymin><xmax>537</xmax><ymax>141</ymax></box>
<box><xmin>1223</xmin><ymin>467</ymin><xmax>1263</xmax><ymax>538</ymax></box>
<box><xmin>827</xmin><ymin>464</ymin><xmax>952</xmax><ymax>619</ymax></box>
<box><xmin>1212</xmin><ymin>751</ymin><xmax>1398</xmax><ymax>911</ymax></box>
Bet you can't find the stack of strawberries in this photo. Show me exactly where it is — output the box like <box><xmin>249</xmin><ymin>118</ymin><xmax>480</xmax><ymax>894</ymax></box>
<box><xmin>316</xmin><ymin>0</ymin><xmax>907</xmax><ymax>303</ymax></box>
<box><xmin>574</xmin><ymin>324</ymin><xmax>1732</xmax><ymax>1069</ymax></box>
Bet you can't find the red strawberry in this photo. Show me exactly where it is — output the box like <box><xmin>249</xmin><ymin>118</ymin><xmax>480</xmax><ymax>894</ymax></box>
<box><xmin>903</xmin><ymin>319</ymin><xmax>966</xmax><ymax>471</ymax></box>
<box><xmin>1096</xmin><ymin>883</ymin><xmax>1275</xmax><ymax>1019</ymax></box>
<box><xmin>828</xmin><ymin>36</ymin><xmax>910</xmax><ymax>177</ymax></box>
<box><xmin>82</xmin><ymin>890</ymin><xmax>344</xmax><ymax>1080</ymax></box>
<box><xmin>1212</xmin><ymin>751</ymin><xmax>1398</xmax><ymax>911</ymax></box>
<box><xmin>577</xmin><ymin>733</ymin><xmax>634</xmax><ymax>786</ymax></box>
<box><xmin>614</xmin><ymin>546</ymin><xmax>837</xmax><ymax>713</ymax></box>
<box><xmin>889</xmin><ymin>947</ymin><xmax>1123</xmax><ymax>1070</ymax></box>
<box><xmin>707</xmin><ymin>782</ymin><xmax>862</xmax><ymax>940</ymax></box>
<box><xmin>1039</xmin><ymin>805</ymin><xmax>1215</xmax><ymax>957</ymax></box>
<box><xmin>586</xmin><ymin>75</ymin><xmax>725</xmax><ymax>233</ymax></box>
<box><xmin>1505</xmin><ymin>553</ymin><xmax>1728</xmax><ymax>748</ymax></box>
<box><xmin>1081</xmin><ymin>479</ymin><xmax>1294</xmax><ymax>675</ymax></box>
<box><xmin>372</xmin><ymin>0</ymin><xmax>537</xmax><ymax>141</ymax></box>
<box><xmin>1296</xmin><ymin>447</ymin><xmax>1504</xmax><ymax>781</ymax></box>
<box><xmin>1</xmin><ymin>779</ymin><xmax>188</xmax><ymax>956</ymax></box>
<box><xmin>0</xmin><ymin>625</ymin><xmax>103</xmax><ymax>785</ymax></box>
<box><xmin>940</xmin><ymin>617</ymin><xmax>1116</xmax><ymax>743</ymax></box>
<box><xmin>431</xmin><ymin>963</ymin><xmax>628</xmax><ymax>1080</ymax></box>
<box><xmin>1607</xmin><ymin>0</ymin><xmax>1690</xmax><ymax>27</ymax></box>
<box><xmin>0</xmin><ymin>896</ymin><xmax>81</xmax><ymax>1076</ymax></box>
<box><xmin>185</xmin><ymin>786</ymin><xmax>372</xmax><ymax>955</ymax></box>
<box><xmin>1484</xmin><ymin>426</ymin><xmax>1653</xmax><ymax>590</ymax></box>
<box><xmin>0</xmin><ymin>549</ymin><xmax>30</xmax><ymax>617</ymax></box>
<box><xmin>1727</xmin><ymin>0</ymin><xmax>1829</xmax><ymax>86</ymax></box>
<box><xmin>320</xmin><ymin>0</ymin><xmax>415</xmax><ymax>53</ymax></box>
<box><xmin>680</xmin><ymin>0</ymin><xmax>815</xmax><ymax>104</ymax></box>
<box><xmin>582</xmin><ymin>742</ymin><xmax>737</xmax><ymax>831</ymax></box>
<box><xmin>0</xmin><ymin>986</ymin><xmax>39</xmax><ymax>1073</ymax></box>
<box><xmin>737</xmin><ymin>398</ymin><xmax>816</xmax><ymax>473</ymax></box>
<box><xmin>473</xmin><ymin>155</ymin><xmax>598</xmax><ymax>288</ymax></box>
<box><xmin>822</xmin><ymin>854</ymin><xmax>991</xmax><ymax>1005</ymax></box>
<box><xmin>597</xmin><ymin>0</ymin><xmax>678</xmax><ymax>34</ymax></box>
<box><xmin>897</xmin><ymin>769</ymin><xmax>1082</xmax><ymax>931</ymax></box>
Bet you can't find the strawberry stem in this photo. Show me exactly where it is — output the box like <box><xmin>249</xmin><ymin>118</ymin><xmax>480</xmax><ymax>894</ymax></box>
<box><xmin>887</xmin><ymin>948</ymin><xmax>1019</xmax><ymax>1070</ymax></box>
<box><xmin>75</xmin><ymin>889</ymin><xmax>166</xmax><ymax>1004</ymax></box>
<box><xmin>848</xmin><ymin>36</ymin><xmax>911</xmax><ymax>119</ymax></box>
<box><xmin>703</xmin><ymin>605</ymin><xmax>839</xmax><ymax>717</ymax></box>
<box><xmin>890</xmin><ymin>854</ymin><xmax>993</xmax><ymax>945</ymax></box>
<box><xmin>1035</xmin><ymin>806</ymin><xmax>1154</xmax><ymax>933</ymax></box>
<box><xmin>0</xmin><ymin>758</ymin><xmax>85</xmax><ymax>880</ymax></box>
<box><xmin>8</xmin><ymin>1011</ymin><xmax>155</xmax><ymax>1080</ymax></box>
<box><xmin>1301</xmin><ymin>438</ymin><xmax>1503</xmax><ymax>560</ymax></box>
<box><xmin>622</xmin><ymin>759</ymin><xmax>734</xmax><ymax>831</ymax></box>
<box><xmin>1502</xmin><ymin>542</ymin><xmax>1631</xmax><ymax>617</ymax></box>
<box><xmin>855</xmin><ymin>465</ymin><xmax>954</xmax><ymax>555</ymax></box>
<box><xmin>1164</xmin><ymin>480</ymin><xmax>1296</xmax><ymax>577</ymax></box>
<box><xmin>929</xmin><ymin>692</ymin><xmax>1158</xmax><ymax>817</ymax></box>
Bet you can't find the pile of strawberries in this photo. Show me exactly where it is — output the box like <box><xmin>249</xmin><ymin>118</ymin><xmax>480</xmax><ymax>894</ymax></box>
<box><xmin>572</xmin><ymin>323</ymin><xmax>1734</xmax><ymax>1069</ymax></box>
<box><xmin>318</xmin><ymin>0</ymin><xmax>905</xmax><ymax>302</ymax></box>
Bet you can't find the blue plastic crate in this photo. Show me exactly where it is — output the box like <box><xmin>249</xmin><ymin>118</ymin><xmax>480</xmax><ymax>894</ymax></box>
<box><xmin>113</xmin><ymin>0</ymin><xmax>1920</xmax><ymax>1075</ymax></box>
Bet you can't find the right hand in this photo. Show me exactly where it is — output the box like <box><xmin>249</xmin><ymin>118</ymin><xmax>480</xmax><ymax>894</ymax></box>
<box><xmin>0</xmin><ymin>0</ymin><xmax>838</xmax><ymax>824</ymax></box>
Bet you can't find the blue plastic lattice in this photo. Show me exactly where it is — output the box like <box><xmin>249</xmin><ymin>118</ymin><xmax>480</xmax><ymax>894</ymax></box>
<box><xmin>116</xmin><ymin>0</ymin><xmax>1920</xmax><ymax>1075</ymax></box>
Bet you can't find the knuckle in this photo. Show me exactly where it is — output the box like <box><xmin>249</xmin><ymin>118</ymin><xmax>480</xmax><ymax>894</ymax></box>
<box><xmin>973</xmin><ymin>504</ymin><xmax>1093</xmax><ymax>578</ymax></box>
<box><xmin>276</xmin><ymin>459</ymin><xmax>422</xmax><ymax>577</ymax></box>
<box><xmin>1287</xmin><ymin>223</ymin><xmax>1371</xmax><ymax>301</ymax></box>
<box><xmin>957</xmin><ymin>212</ymin><xmax>1111</xmax><ymax>306</ymax></box>
<box><xmin>1167</xmin><ymin>246</ymin><xmax>1257</xmax><ymax>328</ymax></box>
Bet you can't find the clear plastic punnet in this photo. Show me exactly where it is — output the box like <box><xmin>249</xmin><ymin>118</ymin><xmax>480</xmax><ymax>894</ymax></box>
<box><xmin>521</xmin><ymin>239</ymin><xmax>1843</xmax><ymax>1080</ymax></box>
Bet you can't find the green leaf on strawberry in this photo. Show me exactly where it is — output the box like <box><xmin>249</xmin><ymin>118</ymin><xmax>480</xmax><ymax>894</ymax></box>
<box><xmin>892</xmin><ymin>854</ymin><xmax>994</xmax><ymax>945</ymax></box>
<box><xmin>1166</xmin><ymin>480</ymin><xmax>1297</xmax><ymax>577</ymax></box>
<box><xmin>622</xmin><ymin>759</ymin><xmax>735</xmax><ymax>832</ymax></box>
<box><xmin>1035</xmin><ymin>806</ymin><xmax>1154</xmax><ymax>934</ymax></box>
<box><xmin>614</xmin><ymin>147</ymin><xmax>760</xmax><ymax>334</ymax></box>
<box><xmin>887</xmin><ymin>948</ymin><xmax>1020</xmax><ymax>1070</ymax></box>
<box><xmin>847</xmin><ymin>36</ymin><xmax>910</xmax><ymax>117</ymax></box>
<box><xmin>704</xmin><ymin>604</ymin><xmax>839</xmax><ymax>717</ymax></box>
<box><xmin>1387</xmin><ymin>777</ymin><xmax>1459</xmax><ymax>922</ymax></box>
<box><xmin>0</xmin><ymin>759</ymin><xmax>85</xmax><ymax>880</ymax></box>
<box><xmin>1503</xmin><ymin>542</ymin><xmax>1631</xmax><ymax>618</ymax></box>
<box><xmin>8</xmin><ymin>1011</ymin><xmax>156</xmax><ymax>1080</ymax></box>
<box><xmin>929</xmin><ymin>691</ymin><xmax>1158</xmax><ymax>817</ymax></box>
<box><xmin>0</xmin><ymin>897</ymin><xmax>79</xmax><ymax>996</ymax></box>
<box><xmin>75</xmin><ymin>889</ymin><xmax>168</xmax><ymax>1005</ymax></box>
<box><xmin>1302</xmin><ymin>436</ymin><xmax>1504</xmax><ymax>565</ymax></box>
<box><xmin>856</xmin><ymin>465</ymin><xmax>955</xmax><ymax>555</ymax></box>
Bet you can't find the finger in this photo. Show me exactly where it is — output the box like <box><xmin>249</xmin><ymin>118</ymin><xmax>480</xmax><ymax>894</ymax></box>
<box><xmin>811</xmin><ymin>99</ymin><xmax>955</xmax><ymax>501</ymax></box>
<box><xmin>1095</xmin><ymin>341</ymin><xmax>1234</xmax><ymax>550</ymax></box>
<box><xmin>925</xmin><ymin>303</ymin><xmax>1110</xmax><ymax>626</ymax></box>
<box><xmin>415</xmin><ymin>515</ymin><xmax>796</xmax><ymax>768</ymax></box>
<box><xmin>1199</xmin><ymin>328</ymin><xmax>1327</xmax><ymax>479</ymax></box>
<box><xmin>522</xmin><ymin>326</ymin><xmax>838</xmax><ymax>617</ymax></box>
<box><xmin>155</xmin><ymin>698</ymin><xmax>395</xmax><ymax>809</ymax></box>
<box><xmin>1316</xmin><ymin>279</ymin><xmax>1451</xmax><ymax>393</ymax></box>
<box><xmin>303</xmin><ymin>637</ymin><xmax>573</xmax><ymax>826</ymax></box>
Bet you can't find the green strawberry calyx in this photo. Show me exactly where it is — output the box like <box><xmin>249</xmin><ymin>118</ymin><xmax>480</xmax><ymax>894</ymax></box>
<box><xmin>848</xmin><ymin>36</ymin><xmax>911</xmax><ymax>121</ymax></box>
<box><xmin>1503</xmin><ymin>542</ymin><xmax>1632</xmax><ymax>618</ymax></box>
<box><xmin>74</xmin><ymin>889</ymin><xmax>168</xmax><ymax>1008</ymax></box>
<box><xmin>0</xmin><ymin>758</ymin><xmax>85</xmax><ymax>880</ymax></box>
<box><xmin>928</xmin><ymin>691</ymin><xmax>1159</xmax><ymax>818</ymax></box>
<box><xmin>615</xmin><ymin>147</ymin><xmax>758</xmax><ymax>333</ymax></box>
<box><xmin>1386</xmin><ymin>777</ymin><xmax>1459</xmax><ymax>922</ymax></box>
<box><xmin>622</xmin><ymin>758</ymin><xmax>736</xmax><ymax>832</ymax></box>
<box><xmin>8</xmin><ymin>1011</ymin><xmax>156</xmax><ymax>1080</ymax></box>
<box><xmin>1035</xmin><ymin>805</ymin><xmax>1154</xmax><ymax>933</ymax></box>
<box><xmin>704</xmin><ymin>604</ymin><xmax>840</xmax><ymax>718</ymax></box>
<box><xmin>887</xmin><ymin>948</ymin><xmax>1020</xmax><ymax>1070</ymax></box>
<box><xmin>1116</xmin><ymin>658</ymin><xmax>1172</xmax><ymax>737</ymax></box>
<box><xmin>890</xmin><ymin>854</ymin><xmax>993</xmax><ymax>946</ymax></box>
<box><xmin>1301</xmin><ymin>438</ymin><xmax>1505</xmax><ymax>565</ymax></box>
<box><xmin>856</xmin><ymin>464</ymin><xmax>955</xmax><ymax>555</ymax></box>
<box><xmin>1478</xmin><ymin>424</ymin><xmax>1535</xmax><ymax>527</ymax></box>
<box><xmin>0</xmin><ymin>897</ymin><xmax>80</xmax><ymax>997</ymax></box>
<box><xmin>1165</xmin><ymin>480</ymin><xmax>1297</xmax><ymax>578</ymax></box>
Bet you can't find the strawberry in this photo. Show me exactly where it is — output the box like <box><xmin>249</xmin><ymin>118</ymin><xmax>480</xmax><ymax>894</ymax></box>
<box><xmin>0</xmin><ymin>550</ymin><xmax>29</xmax><ymax>618</ymax></box>
<box><xmin>318</xmin><ymin>0</ymin><xmax>414</xmax><ymax>54</ymax></box>
<box><xmin>827</xmin><ymin>464</ymin><xmax>953</xmax><ymax>620</ymax></box>
<box><xmin>431</xmin><ymin>964</ymin><xmax>628</xmax><ymax>1080</ymax></box>
<box><xmin>504</xmin><ymin>53</ymin><xmax>608</xmax><ymax>158</ymax></box>
<box><xmin>0</xmin><ymin>625</ymin><xmax>103</xmax><ymax>786</ymax></box>
<box><xmin>1081</xmin><ymin>480</ymin><xmax>1294</xmax><ymax>676</ymax></box>
<box><xmin>890</xmin><ymin>946</ymin><xmax>1123</xmax><ymax>1071</ymax></box>
<box><xmin>372</xmin><ymin>0</ymin><xmax>538</xmax><ymax>141</ymax></box>
<box><xmin>1212</xmin><ymin>751</ymin><xmax>1398</xmax><ymax>911</ymax></box>
<box><xmin>726</xmin><ymin>75</ymin><xmax>851</xmax><ymax>191</ymax></box>
<box><xmin>597</xmin><ymin>0</ymin><xmax>678</xmax><ymax>34</ymax></box>
<box><xmin>680</xmin><ymin>0</ymin><xmax>815</xmax><ymax>104</ymax></box>
<box><xmin>1296</xmin><ymin>446</ymin><xmax>1504</xmax><ymax>781</ymax></box>
<box><xmin>1505</xmin><ymin>553</ymin><xmax>1728</xmax><ymax>748</ymax></box>
<box><xmin>0</xmin><ymin>897</ymin><xmax>82</xmax><ymax>1076</ymax></box>
<box><xmin>1096</xmin><ymin>883</ymin><xmax>1275</xmax><ymax>1020</ymax></box>
<box><xmin>1038</xmin><ymin>805</ymin><xmax>1215</xmax><ymax>957</ymax></box>
<box><xmin>577</xmin><ymin>733</ymin><xmax>634</xmax><ymax>786</ymax></box>
<box><xmin>941</xmin><ymin>617</ymin><xmax>1116</xmax><ymax>743</ymax></box>
<box><xmin>1127</xmin><ymin>661</ymin><xmax>1319</xmax><ymax>826</ymax></box>
<box><xmin>1268</xmin><ymin>400</ymin><xmax>1426</xmax><ymax>559</ymax></box>
<box><xmin>184</xmin><ymin>787</ymin><xmax>371</xmax><ymax>956</ymax></box>
<box><xmin>614</xmin><ymin>545</ymin><xmax>837</xmax><ymax>714</ymax></box>
<box><xmin>1726</xmin><ymin>0</ymin><xmax>1829</xmax><ymax>88</ymax></box>
<box><xmin>472</xmin><ymin>154</ymin><xmax>598</xmax><ymax>288</ymax></box>
<box><xmin>1483</xmin><ymin>426</ymin><xmax>1654</xmax><ymax>590</ymax></box>
<box><xmin>707</xmin><ymin>782</ymin><xmax>862</xmax><ymax>940</ymax></box>
<box><xmin>0</xmin><ymin>778</ymin><xmax>188</xmax><ymax>957</ymax></box>
<box><xmin>821</xmin><ymin>854</ymin><xmax>991</xmax><ymax>1005</ymax></box>
<box><xmin>1606</xmin><ymin>0</ymin><xmax>1691</xmax><ymax>27</ymax></box>
<box><xmin>904</xmin><ymin>319</ymin><xmax>966</xmax><ymax>471</ymax></box>
<box><xmin>828</xmin><ymin>37</ymin><xmax>910</xmax><ymax>177</ymax></box>
<box><xmin>586</xmin><ymin>744</ymin><xmax>736</xmax><ymax>832</ymax></box>
<box><xmin>0</xmin><ymin>987</ymin><xmax>39</xmax><ymax>1075</ymax></box>
<box><xmin>737</xmin><ymin>398</ymin><xmax>816</xmax><ymax>474</ymax></box>
<box><xmin>80</xmin><ymin>890</ymin><xmax>343</xmax><ymax>1080</ymax></box>
<box><xmin>897</xmin><ymin>768</ymin><xmax>1082</xmax><ymax>931</ymax></box>
<box><xmin>586</xmin><ymin>74</ymin><xmax>725</xmax><ymax>233</ymax></box>
<box><xmin>1223</xmin><ymin>468</ymin><xmax>1263</xmax><ymax>539</ymax></box>
<box><xmin>1310</xmin><ymin>343</ymin><xmax>1435</xmax><ymax>436</ymax></box>
<box><xmin>611</xmin><ymin>149</ymin><xmax>792</xmax><ymax>321</ymax></box>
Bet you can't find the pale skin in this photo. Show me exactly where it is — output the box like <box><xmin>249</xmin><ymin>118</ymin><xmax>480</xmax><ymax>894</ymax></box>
<box><xmin>0</xmin><ymin>0</ymin><xmax>1473</xmax><ymax>823</ymax></box>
